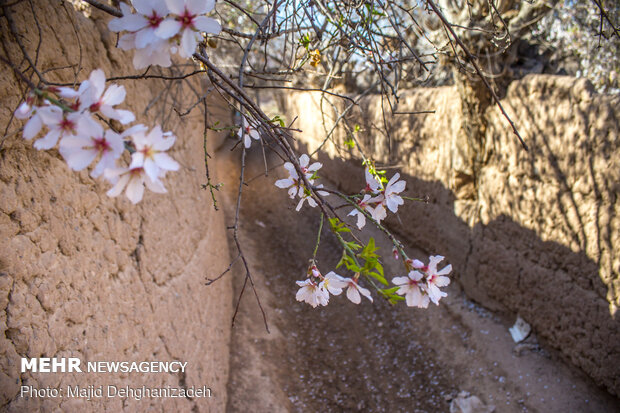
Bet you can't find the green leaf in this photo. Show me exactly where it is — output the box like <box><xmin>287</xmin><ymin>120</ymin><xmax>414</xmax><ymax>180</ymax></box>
<box><xmin>375</xmin><ymin>261</ymin><xmax>384</xmax><ymax>277</ymax></box>
<box><xmin>368</xmin><ymin>271</ymin><xmax>388</xmax><ymax>286</ymax></box>
<box><xmin>328</xmin><ymin>217</ymin><xmax>351</xmax><ymax>233</ymax></box>
<box><xmin>271</xmin><ymin>115</ymin><xmax>286</xmax><ymax>127</ymax></box>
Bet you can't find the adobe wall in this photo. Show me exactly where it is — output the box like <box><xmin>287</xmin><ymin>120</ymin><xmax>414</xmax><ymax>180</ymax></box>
<box><xmin>281</xmin><ymin>76</ymin><xmax>620</xmax><ymax>396</ymax></box>
<box><xmin>1</xmin><ymin>2</ymin><xmax>232</xmax><ymax>411</ymax></box>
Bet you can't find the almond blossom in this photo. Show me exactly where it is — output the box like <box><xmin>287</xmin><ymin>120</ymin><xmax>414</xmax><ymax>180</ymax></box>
<box><xmin>423</xmin><ymin>255</ymin><xmax>452</xmax><ymax>305</ymax></box>
<box><xmin>383</xmin><ymin>172</ymin><xmax>406</xmax><ymax>213</ymax></box>
<box><xmin>296</xmin><ymin>184</ymin><xmax>328</xmax><ymax>211</ymax></box>
<box><xmin>109</xmin><ymin>1</ymin><xmax>175</xmax><ymax>68</ymax></box>
<box><xmin>109</xmin><ymin>0</ymin><xmax>169</xmax><ymax>49</ymax></box>
<box><xmin>295</xmin><ymin>279</ymin><xmax>329</xmax><ymax>308</ymax></box>
<box><xmin>341</xmin><ymin>276</ymin><xmax>373</xmax><ymax>304</ymax></box>
<box><xmin>105</xmin><ymin>165</ymin><xmax>167</xmax><ymax>204</ymax></box>
<box><xmin>237</xmin><ymin>116</ymin><xmax>260</xmax><ymax>148</ymax></box>
<box><xmin>392</xmin><ymin>271</ymin><xmax>429</xmax><ymax>308</ymax></box>
<box><xmin>370</xmin><ymin>172</ymin><xmax>406</xmax><ymax>221</ymax></box>
<box><xmin>118</xmin><ymin>32</ymin><xmax>173</xmax><ymax>69</ymax></box>
<box><xmin>323</xmin><ymin>271</ymin><xmax>347</xmax><ymax>296</ymax></box>
<box><xmin>298</xmin><ymin>154</ymin><xmax>322</xmax><ymax>180</ymax></box>
<box><xmin>275</xmin><ymin>154</ymin><xmax>325</xmax><ymax>206</ymax></box>
<box><xmin>80</xmin><ymin>69</ymin><xmax>135</xmax><ymax>124</ymax></box>
<box><xmin>14</xmin><ymin>98</ymin><xmax>46</xmax><ymax>140</ymax></box>
<box><xmin>34</xmin><ymin>106</ymin><xmax>91</xmax><ymax>150</ymax></box>
<box><xmin>128</xmin><ymin>125</ymin><xmax>180</xmax><ymax>181</ymax></box>
<box><xmin>59</xmin><ymin>116</ymin><xmax>124</xmax><ymax>177</ymax></box>
<box><xmin>348</xmin><ymin>194</ymin><xmax>376</xmax><ymax>229</ymax></box>
<box><xmin>156</xmin><ymin>0</ymin><xmax>221</xmax><ymax>58</ymax></box>
<box><xmin>364</xmin><ymin>167</ymin><xmax>382</xmax><ymax>193</ymax></box>
<box><xmin>275</xmin><ymin>163</ymin><xmax>302</xmax><ymax>198</ymax></box>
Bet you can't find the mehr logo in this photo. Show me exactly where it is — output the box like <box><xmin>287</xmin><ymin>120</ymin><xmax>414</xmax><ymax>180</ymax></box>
<box><xmin>21</xmin><ymin>358</ymin><xmax>188</xmax><ymax>373</ymax></box>
<box><xmin>21</xmin><ymin>358</ymin><xmax>82</xmax><ymax>373</ymax></box>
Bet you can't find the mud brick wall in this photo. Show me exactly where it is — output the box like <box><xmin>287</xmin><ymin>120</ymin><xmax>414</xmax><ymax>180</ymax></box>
<box><xmin>282</xmin><ymin>76</ymin><xmax>620</xmax><ymax>396</ymax></box>
<box><xmin>0</xmin><ymin>2</ymin><xmax>232</xmax><ymax>411</ymax></box>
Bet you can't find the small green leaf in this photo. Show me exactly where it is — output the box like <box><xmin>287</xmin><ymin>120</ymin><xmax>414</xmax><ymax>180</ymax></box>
<box><xmin>271</xmin><ymin>115</ymin><xmax>286</xmax><ymax>127</ymax></box>
<box><xmin>369</xmin><ymin>271</ymin><xmax>388</xmax><ymax>286</ymax></box>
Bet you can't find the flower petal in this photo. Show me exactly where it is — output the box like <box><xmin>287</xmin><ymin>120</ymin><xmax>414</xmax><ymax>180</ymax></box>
<box><xmin>33</xmin><ymin>129</ymin><xmax>61</xmax><ymax>150</ymax></box>
<box><xmin>179</xmin><ymin>28</ymin><xmax>199</xmax><ymax>58</ymax></box>
<box><xmin>155</xmin><ymin>19</ymin><xmax>182</xmax><ymax>39</ymax></box>
<box><xmin>23</xmin><ymin>115</ymin><xmax>43</xmax><ymax>140</ymax></box>
<box><xmin>107</xmin><ymin>173</ymin><xmax>130</xmax><ymax>197</ymax></box>
<box><xmin>126</xmin><ymin>175</ymin><xmax>145</xmax><ymax>204</ymax></box>
<box><xmin>193</xmin><ymin>16</ymin><xmax>221</xmax><ymax>34</ymax></box>
<box><xmin>346</xmin><ymin>286</ymin><xmax>361</xmax><ymax>304</ymax></box>
<box><xmin>153</xmin><ymin>153</ymin><xmax>180</xmax><ymax>171</ymax></box>
<box><xmin>102</xmin><ymin>84</ymin><xmax>126</xmax><ymax>106</ymax></box>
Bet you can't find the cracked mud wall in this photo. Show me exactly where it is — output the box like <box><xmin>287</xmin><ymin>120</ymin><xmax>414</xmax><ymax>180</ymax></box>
<box><xmin>282</xmin><ymin>76</ymin><xmax>620</xmax><ymax>396</ymax></box>
<box><xmin>1</xmin><ymin>2</ymin><xmax>232</xmax><ymax>412</ymax></box>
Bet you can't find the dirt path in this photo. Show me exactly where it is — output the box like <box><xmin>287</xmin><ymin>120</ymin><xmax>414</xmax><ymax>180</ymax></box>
<box><xmin>217</xmin><ymin>143</ymin><xmax>619</xmax><ymax>412</ymax></box>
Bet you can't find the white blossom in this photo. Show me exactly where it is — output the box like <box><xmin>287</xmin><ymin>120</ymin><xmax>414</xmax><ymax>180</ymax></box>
<box><xmin>323</xmin><ymin>271</ymin><xmax>347</xmax><ymax>296</ymax></box>
<box><xmin>237</xmin><ymin>117</ymin><xmax>260</xmax><ymax>148</ymax></box>
<box><xmin>35</xmin><ymin>106</ymin><xmax>91</xmax><ymax>150</ymax></box>
<box><xmin>109</xmin><ymin>0</ymin><xmax>170</xmax><ymax>48</ymax></box>
<box><xmin>364</xmin><ymin>167</ymin><xmax>382</xmax><ymax>193</ymax></box>
<box><xmin>80</xmin><ymin>69</ymin><xmax>135</xmax><ymax>124</ymax></box>
<box><xmin>156</xmin><ymin>0</ymin><xmax>221</xmax><ymax>58</ymax></box>
<box><xmin>348</xmin><ymin>194</ymin><xmax>378</xmax><ymax>229</ymax></box>
<box><xmin>423</xmin><ymin>255</ymin><xmax>452</xmax><ymax>305</ymax></box>
<box><xmin>392</xmin><ymin>271</ymin><xmax>429</xmax><ymax>308</ymax></box>
<box><xmin>342</xmin><ymin>277</ymin><xmax>373</xmax><ymax>304</ymax></box>
<box><xmin>384</xmin><ymin>172</ymin><xmax>405</xmax><ymax>213</ymax></box>
<box><xmin>59</xmin><ymin>116</ymin><xmax>124</xmax><ymax>177</ymax></box>
<box><xmin>275</xmin><ymin>163</ymin><xmax>302</xmax><ymax>198</ymax></box>
<box><xmin>14</xmin><ymin>99</ymin><xmax>46</xmax><ymax>140</ymax></box>
<box><xmin>105</xmin><ymin>165</ymin><xmax>167</xmax><ymax>204</ymax></box>
<box><xmin>296</xmin><ymin>184</ymin><xmax>328</xmax><ymax>211</ymax></box>
<box><xmin>295</xmin><ymin>279</ymin><xmax>329</xmax><ymax>308</ymax></box>
<box><xmin>128</xmin><ymin>125</ymin><xmax>180</xmax><ymax>182</ymax></box>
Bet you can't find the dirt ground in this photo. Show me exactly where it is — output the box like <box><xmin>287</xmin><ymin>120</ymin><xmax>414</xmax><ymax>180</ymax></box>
<box><xmin>216</xmin><ymin>140</ymin><xmax>620</xmax><ymax>412</ymax></box>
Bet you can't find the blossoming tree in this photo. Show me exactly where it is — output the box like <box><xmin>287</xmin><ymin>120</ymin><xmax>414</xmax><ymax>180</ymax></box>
<box><xmin>3</xmin><ymin>0</ymin><xmax>617</xmax><ymax>327</ymax></box>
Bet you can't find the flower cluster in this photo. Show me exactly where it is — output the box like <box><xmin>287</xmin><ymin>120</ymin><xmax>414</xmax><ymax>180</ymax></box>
<box><xmin>275</xmin><ymin>154</ymin><xmax>329</xmax><ymax>211</ymax></box>
<box><xmin>15</xmin><ymin>69</ymin><xmax>179</xmax><ymax>204</ymax></box>
<box><xmin>108</xmin><ymin>0</ymin><xmax>221</xmax><ymax>69</ymax></box>
<box><xmin>348</xmin><ymin>167</ymin><xmax>406</xmax><ymax>229</ymax></box>
<box><xmin>296</xmin><ymin>265</ymin><xmax>373</xmax><ymax>308</ymax></box>
<box><xmin>392</xmin><ymin>255</ymin><xmax>452</xmax><ymax>307</ymax></box>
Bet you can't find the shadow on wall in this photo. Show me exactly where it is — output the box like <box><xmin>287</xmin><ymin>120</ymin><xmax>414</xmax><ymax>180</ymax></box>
<box><xmin>308</xmin><ymin>143</ymin><xmax>620</xmax><ymax>398</ymax></box>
